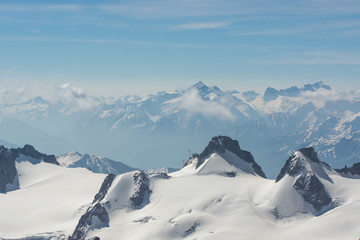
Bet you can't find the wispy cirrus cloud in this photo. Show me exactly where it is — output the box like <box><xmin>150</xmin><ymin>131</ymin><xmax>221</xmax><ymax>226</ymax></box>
<box><xmin>252</xmin><ymin>51</ymin><xmax>360</xmax><ymax>65</ymax></box>
<box><xmin>99</xmin><ymin>0</ymin><xmax>360</xmax><ymax>19</ymax></box>
<box><xmin>172</xmin><ymin>22</ymin><xmax>230</xmax><ymax>31</ymax></box>
<box><xmin>0</xmin><ymin>4</ymin><xmax>85</xmax><ymax>12</ymax></box>
<box><xmin>0</xmin><ymin>66</ymin><xmax>19</xmax><ymax>74</ymax></box>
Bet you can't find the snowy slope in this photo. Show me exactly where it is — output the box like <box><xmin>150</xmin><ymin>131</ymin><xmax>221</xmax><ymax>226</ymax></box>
<box><xmin>0</xmin><ymin>160</ymin><xmax>105</xmax><ymax>239</ymax></box>
<box><xmin>1</xmin><ymin>142</ymin><xmax>360</xmax><ymax>240</ymax></box>
<box><xmin>86</xmin><ymin>168</ymin><xmax>360</xmax><ymax>240</ymax></box>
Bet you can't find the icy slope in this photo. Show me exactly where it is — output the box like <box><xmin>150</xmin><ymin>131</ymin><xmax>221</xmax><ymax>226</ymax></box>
<box><xmin>86</xmin><ymin>169</ymin><xmax>360</xmax><ymax>240</ymax></box>
<box><xmin>0</xmin><ymin>161</ymin><xmax>105</xmax><ymax>239</ymax></box>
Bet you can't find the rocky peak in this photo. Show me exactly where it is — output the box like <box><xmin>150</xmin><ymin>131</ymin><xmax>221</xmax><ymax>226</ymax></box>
<box><xmin>275</xmin><ymin>147</ymin><xmax>333</xmax><ymax>214</ymax></box>
<box><xmin>298</xmin><ymin>147</ymin><xmax>320</xmax><ymax>163</ymax></box>
<box><xmin>16</xmin><ymin>144</ymin><xmax>59</xmax><ymax>165</ymax></box>
<box><xmin>186</xmin><ymin>136</ymin><xmax>266</xmax><ymax>178</ymax></box>
<box><xmin>0</xmin><ymin>146</ymin><xmax>18</xmax><ymax>193</ymax></box>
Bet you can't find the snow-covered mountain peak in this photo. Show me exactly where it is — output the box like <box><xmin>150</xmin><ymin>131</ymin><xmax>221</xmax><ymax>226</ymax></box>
<box><xmin>276</xmin><ymin>147</ymin><xmax>332</xmax><ymax>182</ymax></box>
<box><xmin>183</xmin><ymin>136</ymin><xmax>266</xmax><ymax>178</ymax></box>
<box><xmin>57</xmin><ymin>151</ymin><xmax>83</xmax><ymax>167</ymax></box>
<box><xmin>274</xmin><ymin>148</ymin><xmax>335</xmax><ymax>216</ymax></box>
<box><xmin>188</xmin><ymin>81</ymin><xmax>223</xmax><ymax>99</ymax></box>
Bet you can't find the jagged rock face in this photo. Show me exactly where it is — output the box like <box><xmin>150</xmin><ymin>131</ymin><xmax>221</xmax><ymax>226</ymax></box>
<box><xmin>70</xmin><ymin>203</ymin><xmax>109</xmax><ymax>240</ymax></box>
<box><xmin>189</xmin><ymin>136</ymin><xmax>266</xmax><ymax>178</ymax></box>
<box><xmin>299</xmin><ymin>147</ymin><xmax>320</xmax><ymax>163</ymax></box>
<box><xmin>0</xmin><ymin>146</ymin><xmax>18</xmax><ymax>193</ymax></box>
<box><xmin>276</xmin><ymin>147</ymin><xmax>333</xmax><ymax>213</ymax></box>
<box><xmin>92</xmin><ymin>174</ymin><xmax>116</xmax><ymax>204</ymax></box>
<box><xmin>130</xmin><ymin>171</ymin><xmax>152</xmax><ymax>207</ymax></box>
<box><xmin>336</xmin><ymin>162</ymin><xmax>360</xmax><ymax>176</ymax></box>
<box><xmin>293</xmin><ymin>173</ymin><xmax>332</xmax><ymax>211</ymax></box>
<box><xmin>1</xmin><ymin>144</ymin><xmax>59</xmax><ymax>193</ymax></box>
<box><xmin>15</xmin><ymin>144</ymin><xmax>59</xmax><ymax>165</ymax></box>
<box><xmin>70</xmin><ymin>174</ymin><xmax>115</xmax><ymax>240</ymax></box>
<box><xmin>276</xmin><ymin>147</ymin><xmax>320</xmax><ymax>182</ymax></box>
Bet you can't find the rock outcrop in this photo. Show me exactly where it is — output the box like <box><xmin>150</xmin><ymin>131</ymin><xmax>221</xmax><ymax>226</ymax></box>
<box><xmin>335</xmin><ymin>162</ymin><xmax>360</xmax><ymax>176</ymax></box>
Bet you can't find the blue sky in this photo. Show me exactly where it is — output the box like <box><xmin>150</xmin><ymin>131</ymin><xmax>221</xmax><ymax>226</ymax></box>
<box><xmin>0</xmin><ymin>0</ymin><xmax>360</xmax><ymax>98</ymax></box>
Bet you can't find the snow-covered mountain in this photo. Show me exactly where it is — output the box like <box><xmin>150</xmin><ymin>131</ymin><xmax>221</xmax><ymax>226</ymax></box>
<box><xmin>1</xmin><ymin>138</ymin><xmax>360</xmax><ymax>239</ymax></box>
<box><xmin>57</xmin><ymin>152</ymin><xmax>136</xmax><ymax>175</ymax></box>
<box><xmin>180</xmin><ymin>136</ymin><xmax>266</xmax><ymax>178</ymax></box>
<box><xmin>0</xmin><ymin>81</ymin><xmax>359</xmax><ymax>178</ymax></box>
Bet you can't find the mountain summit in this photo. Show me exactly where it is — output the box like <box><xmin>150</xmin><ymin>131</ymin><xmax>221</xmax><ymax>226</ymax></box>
<box><xmin>183</xmin><ymin>136</ymin><xmax>266</xmax><ymax>178</ymax></box>
<box><xmin>274</xmin><ymin>147</ymin><xmax>334</xmax><ymax>217</ymax></box>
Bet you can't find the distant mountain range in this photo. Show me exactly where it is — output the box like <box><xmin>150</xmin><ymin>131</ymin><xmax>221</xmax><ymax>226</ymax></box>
<box><xmin>0</xmin><ymin>81</ymin><xmax>359</xmax><ymax>178</ymax></box>
<box><xmin>57</xmin><ymin>151</ymin><xmax>136</xmax><ymax>175</ymax></box>
<box><xmin>1</xmin><ymin>137</ymin><xmax>360</xmax><ymax>240</ymax></box>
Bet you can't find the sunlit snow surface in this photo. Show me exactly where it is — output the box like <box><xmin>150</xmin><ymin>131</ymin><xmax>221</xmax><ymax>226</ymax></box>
<box><xmin>1</xmin><ymin>153</ymin><xmax>360</xmax><ymax>240</ymax></box>
<box><xmin>0</xmin><ymin>161</ymin><xmax>106</xmax><ymax>239</ymax></box>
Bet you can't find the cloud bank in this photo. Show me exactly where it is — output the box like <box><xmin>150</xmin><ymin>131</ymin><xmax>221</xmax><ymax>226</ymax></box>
<box><xmin>169</xmin><ymin>89</ymin><xmax>236</xmax><ymax>121</ymax></box>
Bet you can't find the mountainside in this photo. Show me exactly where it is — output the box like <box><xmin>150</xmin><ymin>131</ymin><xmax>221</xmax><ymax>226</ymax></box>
<box><xmin>57</xmin><ymin>152</ymin><xmax>136</xmax><ymax>175</ymax></box>
<box><xmin>1</xmin><ymin>139</ymin><xmax>360</xmax><ymax>239</ymax></box>
<box><xmin>0</xmin><ymin>81</ymin><xmax>359</xmax><ymax>178</ymax></box>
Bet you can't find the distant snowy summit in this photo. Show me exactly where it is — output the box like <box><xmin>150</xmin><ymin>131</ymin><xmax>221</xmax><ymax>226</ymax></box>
<box><xmin>262</xmin><ymin>81</ymin><xmax>331</xmax><ymax>102</ymax></box>
<box><xmin>57</xmin><ymin>151</ymin><xmax>136</xmax><ymax>175</ymax></box>
<box><xmin>181</xmin><ymin>136</ymin><xmax>266</xmax><ymax>178</ymax></box>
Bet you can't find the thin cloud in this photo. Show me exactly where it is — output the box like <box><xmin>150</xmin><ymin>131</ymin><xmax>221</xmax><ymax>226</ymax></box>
<box><xmin>0</xmin><ymin>36</ymin><xmax>253</xmax><ymax>49</ymax></box>
<box><xmin>57</xmin><ymin>83</ymin><xmax>97</xmax><ymax>112</ymax></box>
<box><xmin>0</xmin><ymin>4</ymin><xmax>85</xmax><ymax>12</ymax></box>
<box><xmin>172</xmin><ymin>22</ymin><xmax>230</xmax><ymax>31</ymax></box>
<box><xmin>252</xmin><ymin>51</ymin><xmax>360</xmax><ymax>65</ymax></box>
<box><xmin>99</xmin><ymin>0</ymin><xmax>360</xmax><ymax>19</ymax></box>
<box><xmin>0</xmin><ymin>66</ymin><xmax>19</xmax><ymax>74</ymax></box>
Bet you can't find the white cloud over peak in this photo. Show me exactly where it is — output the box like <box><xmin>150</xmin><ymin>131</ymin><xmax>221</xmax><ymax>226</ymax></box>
<box><xmin>167</xmin><ymin>88</ymin><xmax>236</xmax><ymax>121</ymax></box>
<box><xmin>57</xmin><ymin>83</ymin><xmax>97</xmax><ymax>112</ymax></box>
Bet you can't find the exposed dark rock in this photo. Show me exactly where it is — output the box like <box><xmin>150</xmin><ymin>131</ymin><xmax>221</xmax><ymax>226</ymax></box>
<box><xmin>276</xmin><ymin>155</ymin><xmax>304</xmax><ymax>182</ymax></box>
<box><xmin>299</xmin><ymin>147</ymin><xmax>320</xmax><ymax>163</ymax></box>
<box><xmin>293</xmin><ymin>173</ymin><xmax>332</xmax><ymax>211</ymax></box>
<box><xmin>87</xmin><ymin>237</ymin><xmax>100</xmax><ymax>240</ymax></box>
<box><xmin>92</xmin><ymin>174</ymin><xmax>116</xmax><ymax>204</ymax></box>
<box><xmin>70</xmin><ymin>174</ymin><xmax>115</xmax><ymax>240</ymax></box>
<box><xmin>130</xmin><ymin>171</ymin><xmax>152</xmax><ymax>208</ymax></box>
<box><xmin>185</xmin><ymin>136</ymin><xmax>266</xmax><ymax>178</ymax></box>
<box><xmin>276</xmin><ymin>147</ymin><xmax>323</xmax><ymax>182</ymax></box>
<box><xmin>70</xmin><ymin>203</ymin><xmax>109</xmax><ymax>240</ymax></box>
<box><xmin>335</xmin><ymin>162</ymin><xmax>360</xmax><ymax>176</ymax></box>
<box><xmin>0</xmin><ymin>145</ymin><xmax>18</xmax><ymax>193</ymax></box>
<box><xmin>184</xmin><ymin>222</ymin><xmax>200</xmax><ymax>237</ymax></box>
